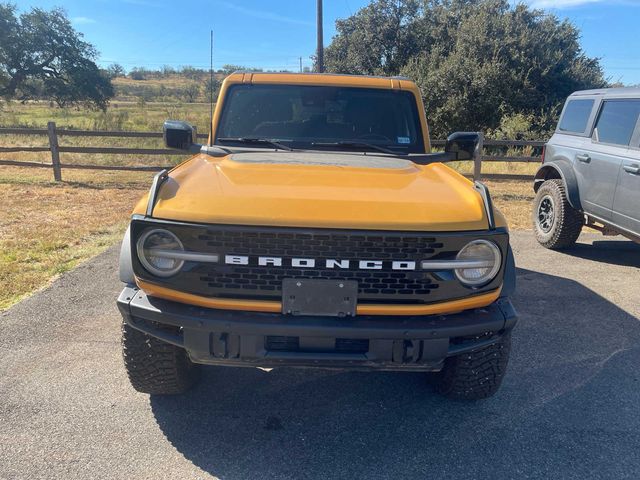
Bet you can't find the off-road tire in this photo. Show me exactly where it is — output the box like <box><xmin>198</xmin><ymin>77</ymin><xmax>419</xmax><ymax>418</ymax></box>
<box><xmin>436</xmin><ymin>332</ymin><xmax>511</xmax><ymax>400</ymax></box>
<box><xmin>533</xmin><ymin>179</ymin><xmax>583</xmax><ymax>250</ymax></box>
<box><xmin>122</xmin><ymin>321</ymin><xmax>200</xmax><ymax>395</ymax></box>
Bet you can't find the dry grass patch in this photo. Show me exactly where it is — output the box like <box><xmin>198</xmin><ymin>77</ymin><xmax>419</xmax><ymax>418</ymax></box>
<box><xmin>450</xmin><ymin>160</ymin><xmax>540</xmax><ymax>177</ymax></box>
<box><xmin>0</xmin><ymin>101</ymin><xmax>211</xmax><ymax>132</ymax></box>
<box><xmin>484</xmin><ymin>179</ymin><xmax>535</xmax><ymax>230</ymax></box>
<box><xmin>0</xmin><ymin>167</ymin><xmax>149</xmax><ymax>310</ymax></box>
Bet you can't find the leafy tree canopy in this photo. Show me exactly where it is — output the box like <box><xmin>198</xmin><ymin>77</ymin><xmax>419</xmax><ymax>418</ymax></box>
<box><xmin>325</xmin><ymin>0</ymin><xmax>607</xmax><ymax>137</ymax></box>
<box><xmin>0</xmin><ymin>3</ymin><xmax>114</xmax><ymax>110</ymax></box>
<box><xmin>221</xmin><ymin>64</ymin><xmax>247</xmax><ymax>75</ymax></box>
<box><xmin>107</xmin><ymin>63</ymin><xmax>126</xmax><ymax>79</ymax></box>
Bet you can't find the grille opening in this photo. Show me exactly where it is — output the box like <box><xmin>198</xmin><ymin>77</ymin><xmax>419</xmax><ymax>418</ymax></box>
<box><xmin>335</xmin><ymin>338</ymin><xmax>370</xmax><ymax>353</ymax></box>
<box><xmin>194</xmin><ymin>229</ymin><xmax>445</xmax><ymax>303</ymax></box>
<box><xmin>265</xmin><ymin>335</ymin><xmax>299</xmax><ymax>352</ymax></box>
<box><xmin>265</xmin><ymin>336</ymin><xmax>369</xmax><ymax>354</ymax></box>
<box><xmin>200</xmin><ymin>267</ymin><xmax>439</xmax><ymax>303</ymax></box>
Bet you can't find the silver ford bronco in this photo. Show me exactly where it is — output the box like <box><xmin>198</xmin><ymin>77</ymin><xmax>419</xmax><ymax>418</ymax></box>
<box><xmin>533</xmin><ymin>87</ymin><xmax>640</xmax><ymax>248</ymax></box>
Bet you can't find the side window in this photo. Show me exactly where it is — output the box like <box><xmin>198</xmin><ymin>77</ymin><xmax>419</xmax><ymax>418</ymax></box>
<box><xmin>558</xmin><ymin>99</ymin><xmax>595</xmax><ymax>134</ymax></box>
<box><xmin>593</xmin><ymin>99</ymin><xmax>640</xmax><ymax>147</ymax></box>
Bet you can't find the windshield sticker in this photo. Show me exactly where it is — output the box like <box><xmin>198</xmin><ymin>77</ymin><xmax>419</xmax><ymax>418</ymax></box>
<box><xmin>397</xmin><ymin>136</ymin><xmax>410</xmax><ymax>144</ymax></box>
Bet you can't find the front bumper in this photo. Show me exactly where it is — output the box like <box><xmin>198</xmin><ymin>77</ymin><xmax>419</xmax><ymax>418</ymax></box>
<box><xmin>117</xmin><ymin>286</ymin><xmax>517</xmax><ymax>372</ymax></box>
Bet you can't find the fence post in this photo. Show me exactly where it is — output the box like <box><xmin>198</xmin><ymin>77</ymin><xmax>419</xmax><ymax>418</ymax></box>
<box><xmin>47</xmin><ymin>121</ymin><xmax>62</xmax><ymax>181</ymax></box>
<box><xmin>473</xmin><ymin>132</ymin><xmax>484</xmax><ymax>181</ymax></box>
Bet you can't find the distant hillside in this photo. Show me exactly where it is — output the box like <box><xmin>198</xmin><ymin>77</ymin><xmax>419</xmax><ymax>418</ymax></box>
<box><xmin>111</xmin><ymin>72</ymin><xmax>226</xmax><ymax>104</ymax></box>
<box><xmin>107</xmin><ymin>64</ymin><xmax>298</xmax><ymax>104</ymax></box>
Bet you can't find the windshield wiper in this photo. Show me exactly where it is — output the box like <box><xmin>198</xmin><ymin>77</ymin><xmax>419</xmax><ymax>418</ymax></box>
<box><xmin>310</xmin><ymin>141</ymin><xmax>407</xmax><ymax>156</ymax></box>
<box><xmin>218</xmin><ymin>137</ymin><xmax>293</xmax><ymax>151</ymax></box>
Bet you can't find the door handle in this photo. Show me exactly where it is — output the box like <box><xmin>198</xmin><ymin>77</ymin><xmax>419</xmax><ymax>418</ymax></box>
<box><xmin>576</xmin><ymin>154</ymin><xmax>591</xmax><ymax>163</ymax></box>
<box><xmin>623</xmin><ymin>164</ymin><xmax>640</xmax><ymax>175</ymax></box>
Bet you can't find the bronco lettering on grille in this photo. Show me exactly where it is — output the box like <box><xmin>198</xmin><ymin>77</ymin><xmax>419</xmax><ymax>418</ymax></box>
<box><xmin>224</xmin><ymin>255</ymin><xmax>417</xmax><ymax>271</ymax></box>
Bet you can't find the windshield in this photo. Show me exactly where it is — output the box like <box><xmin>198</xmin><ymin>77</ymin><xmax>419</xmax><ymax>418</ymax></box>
<box><xmin>215</xmin><ymin>84</ymin><xmax>425</xmax><ymax>153</ymax></box>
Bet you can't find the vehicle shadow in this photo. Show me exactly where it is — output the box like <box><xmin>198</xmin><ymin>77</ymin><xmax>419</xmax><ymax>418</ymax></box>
<box><xmin>149</xmin><ymin>267</ymin><xmax>640</xmax><ymax>480</ymax></box>
<box><xmin>560</xmin><ymin>239</ymin><xmax>640</xmax><ymax>268</ymax></box>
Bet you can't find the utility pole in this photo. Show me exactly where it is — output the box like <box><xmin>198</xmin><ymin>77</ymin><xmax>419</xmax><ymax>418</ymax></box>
<box><xmin>316</xmin><ymin>0</ymin><xmax>324</xmax><ymax>73</ymax></box>
<box><xmin>300</xmin><ymin>56</ymin><xmax>303</xmax><ymax>73</ymax></box>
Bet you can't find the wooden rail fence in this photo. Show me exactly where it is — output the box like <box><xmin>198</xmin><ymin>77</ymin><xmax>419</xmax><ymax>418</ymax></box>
<box><xmin>0</xmin><ymin>122</ymin><xmax>544</xmax><ymax>181</ymax></box>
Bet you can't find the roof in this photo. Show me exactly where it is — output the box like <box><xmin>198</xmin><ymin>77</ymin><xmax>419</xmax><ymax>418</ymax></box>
<box><xmin>233</xmin><ymin>71</ymin><xmax>411</xmax><ymax>81</ymax></box>
<box><xmin>223</xmin><ymin>71</ymin><xmax>418</xmax><ymax>90</ymax></box>
<box><xmin>571</xmin><ymin>87</ymin><xmax>640</xmax><ymax>98</ymax></box>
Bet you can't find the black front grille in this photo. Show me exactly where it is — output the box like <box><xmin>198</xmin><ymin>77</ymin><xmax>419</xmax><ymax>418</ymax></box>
<box><xmin>131</xmin><ymin>221</ymin><xmax>509</xmax><ymax>306</ymax></box>
<box><xmin>198</xmin><ymin>230</ymin><xmax>444</xmax><ymax>259</ymax></box>
<box><xmin>195</xmin><ymin>229</ymin><xmax>445</xmax><ymax>303</ymax></box>
<box><xmin>199</xmin><ymin>266</ymin><xmax>440</xmax><ymax>301</ymax></box>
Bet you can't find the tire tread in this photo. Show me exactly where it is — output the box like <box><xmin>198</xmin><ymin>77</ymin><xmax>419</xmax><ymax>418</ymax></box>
<box><xmin>437</xmin><ymin>332</ymin><xmax>511</xmax><ymax>400</ymax></box>
<box><xmin>533</xmin><ymin>179</ymin><xmax>583</xmax><ymax>249</ymax></box>
<box><xmin>122</xmin><ymin>321</ymin><xmax>200</xmax><ymax>395</ymax></box>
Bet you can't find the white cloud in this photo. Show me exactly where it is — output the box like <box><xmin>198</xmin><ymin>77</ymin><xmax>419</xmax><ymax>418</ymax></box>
<box><xmin>71</xmin><ymin>16</ymin><xmax>96</xmax><ymax>24</ymax></box>
<box><xmin>216</xmin><ymin>1</ymin><xmax>313</xmax><ymax>26</ymax></box>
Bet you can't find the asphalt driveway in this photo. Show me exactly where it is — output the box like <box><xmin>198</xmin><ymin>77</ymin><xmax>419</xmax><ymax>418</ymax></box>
<box><xmin>1</xmin><ymin>232</ymin><xmax>639</xmax><ymax>480</ymax></box>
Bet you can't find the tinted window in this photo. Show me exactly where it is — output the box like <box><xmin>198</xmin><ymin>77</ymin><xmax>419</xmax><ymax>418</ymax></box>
<box><xmin>593</xmin><ymin>100</ymin><xmax>640</xmax><ymax>146</ymax></box>
<box><xmin>216</xmin><ymin>84</ymin><xmax>424</xmax><ymax>153</ymax></box>
<box><xmin>558</xmin><ymin>99</ymin><xmax>594</xmax><ymax>134</ymax></box>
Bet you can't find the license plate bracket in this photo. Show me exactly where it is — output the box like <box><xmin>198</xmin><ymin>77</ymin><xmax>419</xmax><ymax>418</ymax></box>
<box><xmin>282</xmin><ymin>279</ymin><xmax>358</xmax><ymax>317</ymax></box>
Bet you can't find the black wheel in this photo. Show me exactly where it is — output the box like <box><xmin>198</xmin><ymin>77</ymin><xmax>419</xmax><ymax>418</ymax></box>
<box><xmin>532</xmin><ymin>179</ymin><xmax>583</xmax><ymax>250</ymax></box>
<box><xmin>122</xmin><ymin>321</ymin><xmax>200</xmax><ymax>395</ymax></box>
<box><xmin>436</xmin><ymin>332</ymin><xmax>511</xmax><ymax>400</ymax></box>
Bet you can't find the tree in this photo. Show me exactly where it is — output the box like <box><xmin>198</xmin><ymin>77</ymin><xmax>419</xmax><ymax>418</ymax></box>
<box><xmin>182</xmin><ymin>83</ymin><xmax>200</xmax><ymax>102</ymax></box>
<box><xmin>180</xmin><ymin>65</ymin><xmax>204</xmax><ymax>80</ymax></box>
<box><xmin>161</xmin><ymin>64</ymin><xmax>175</xmax><ymax>77</ymax></box>
<box><xmin>129</xmin><ymin>67</ymin><xmax>148</xmax><ymax>80</ymax></box>
<box><xmin>325</xmin><ymin>0</ymin><xmax>421</xmax><ymax>76</ymax></box>
<box><xmin>201</xmin><ymin>76</ymin><xmax>220</xmax><ymax>101</ymax></box>
<box><xmin>107</xmin><ymin>63</ymin><xmax>125</xmax><ymax>78</ymax></box>
<box><xmin>325</xmin><ymin>0</ymin><xmax>607</xmax><ymax>138</ymax></box>
<box><xmin>221</xmin><ymin>64</ymin><xmax>247</xmax><ymax>75</ymax></box>
<box><xmin>0</xmin><ymin>4</ymin><xmax>114</xmax><ymax>110</ymax></box>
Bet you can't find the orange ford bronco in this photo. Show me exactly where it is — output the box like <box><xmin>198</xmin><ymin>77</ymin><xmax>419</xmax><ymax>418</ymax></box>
<box><xmin>117</xmin><ymin>73</ymin><xmax>517</xmax><ymax>400</ymax></box>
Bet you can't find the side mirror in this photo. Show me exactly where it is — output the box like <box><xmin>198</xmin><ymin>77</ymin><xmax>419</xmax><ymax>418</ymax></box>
<box><xmin>444</xmin><ymin>132</ymin><xmax>482</xmax><ymax>161</ymax></box>
<box><xmin>163</xmin><ymin>120</ymin><xmax>197</xmax><ymax>150</ymax></box>
<box><xmin>445</xmin><ymin>131</ymin><xmax>484</xmax><ymax>180</ymax></box>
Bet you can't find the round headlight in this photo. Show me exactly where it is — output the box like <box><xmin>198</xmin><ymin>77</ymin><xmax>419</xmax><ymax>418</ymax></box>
<box><xmin>454</xmin><ymin>240</ymin><xmax>501</xmax><ymax>287</ymax></box>
<box><xmin>136</xmin><ymin>228</ymin><xmax>184</xmax><ymax>277</ymax></box>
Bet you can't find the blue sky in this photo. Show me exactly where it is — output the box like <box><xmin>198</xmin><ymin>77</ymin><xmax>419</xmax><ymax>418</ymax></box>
<box><xmin>13</xmin><ymin>0</ymin><xmax>640</xmax><ymax>84</ymax></box>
